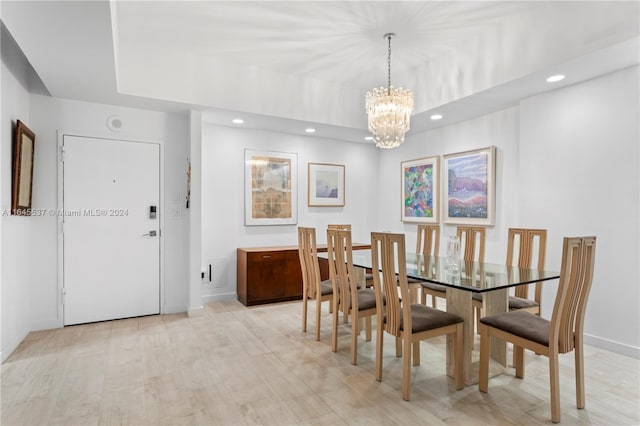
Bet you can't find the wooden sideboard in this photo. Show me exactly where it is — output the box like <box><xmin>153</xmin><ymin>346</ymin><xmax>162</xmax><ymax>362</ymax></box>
<box><xmin>237</xmin><ymin>243</ymin><xmax>369</xmax><ymax>306</ymax></box>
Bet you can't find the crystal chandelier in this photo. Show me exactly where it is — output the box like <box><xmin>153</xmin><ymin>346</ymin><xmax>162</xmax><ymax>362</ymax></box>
<box><xmin>365</xmin><ymin>33</ymin><xmax>414</xmax><ymax>149</ymax></box>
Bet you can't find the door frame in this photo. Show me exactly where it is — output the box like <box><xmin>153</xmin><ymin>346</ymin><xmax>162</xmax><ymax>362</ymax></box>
<box><xmin>56</xmin><ymin>130</ymin><xmax>165</xmax><ymax>327</ymax></box>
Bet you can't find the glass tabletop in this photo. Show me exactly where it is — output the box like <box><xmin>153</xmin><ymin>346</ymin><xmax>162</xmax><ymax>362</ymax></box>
<box><xmin>319</xmin><ymin>249</ymin><xmax>560</xmax><ymax>293</ymax></box>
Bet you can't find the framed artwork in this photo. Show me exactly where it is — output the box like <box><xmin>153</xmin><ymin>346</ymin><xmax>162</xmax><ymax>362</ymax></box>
<box><xmin>307</xmin><ymin>163</ymin><xmax>345</xmax><ymax>207</ymax></box>
<box><xmin>11</xmin><ymin>120</ymin><xmax>36</xmax><ymax>215</ymax></box>
<box><xmin>443</xmin><ymin>146</ymin><xmax>495</xmax><ymax>225</ymax></box>
<box><xmin>244</xmin><ymin>149</ymin><xmax>297</xmax><ymax>226</ymax></box>
<box><xmin>401</xmin><ymin>156</ymin><xmax>439</xmax><ymax>223</ymax></box>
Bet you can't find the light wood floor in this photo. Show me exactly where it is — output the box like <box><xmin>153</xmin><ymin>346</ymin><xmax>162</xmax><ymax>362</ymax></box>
<box><xmin>2</xmin><ymin>299</ymin><xmax>639</xmax><ymax>425</ymax></box>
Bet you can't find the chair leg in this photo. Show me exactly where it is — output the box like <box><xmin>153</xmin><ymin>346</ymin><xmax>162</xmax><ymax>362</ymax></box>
<box><xmin>478</xmin><ymin>324</ymin><xmax>490</xmax><ymax>393</ymax></box>
<box><xmin>421</xmin><ymin>288</ymin><xmax>427</xmax><ymax>305</ymax></box>
<box><xmin>475</xmin><ymin>307</ymin><xmax>481</xmax><ymax>335</ymax></box>
<box><xmin>375</xmin><ymin>322</ymin><xmax>384</xmax><ymax>382</ymax></box>
<box><xmin>395</xmin><ymin>336</ymin><xmax>402</xmax><ymax>357</ymax></box>
<box><xmin>402</xmin><ymin>336</ymin><xmax>411</xmax><ymax>401</ymax></box>
<box><xmin>315</xmin><ymin>297</ymin><xmax>322</xmax><ymax>341</ymax></box>
<box><xmin>575</xmin><ymin>339</ymin><xmax>585</xmax><ymax>409</ymax></box>
<box><xmin>351</xmin><ymin>313</ymin><xmax>358</xmax><ymax>365</ymax></box>
<box><xmin>365</xmin><ymin>315</ymin><xmax>372</xmax><ymax>341</ymax></box>
<box><xmin>432</xmin><ymin>294</ymin><xmax>437</xmax><ymax>310</ymax></box>
<box><xmin>550</xmin><ymin>352</ymin><xmax>561</xmax><ymax>423</ymax></box>
<box><xmin>302</xmin><ymin>294</ymin><xmax>308</xmax><ymax>333</ymax></box>
<box><xmin>412</xmin><ymin>340</ymin><xmax>420</xmax><ymax>366</ymax></box>
<box><xmin>331</xmin><ymin>297</ymin><xmax>339</xmax><ymax>353</ymax></box>
<box><xmin>514</xmin><ymin>345</ymin><xmax>525</xmax><ymax>378</ymax></box>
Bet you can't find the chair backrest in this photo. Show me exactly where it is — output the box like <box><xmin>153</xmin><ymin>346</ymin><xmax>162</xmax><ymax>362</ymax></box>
<box><xmin>326</xmin><ymin>227</ymin><xmax>358</xmax><ymax>313</ymax></box>
<box><xmin>371</xmin><ymin>232</ymin><xmax>410</xmax><ymax>338</ymax></box>
<box><xmin>550</xmin><ymin>236</ymin><xmax>596</xmax><ymax>354</ymax></box>
<box><xmin>416</xmin><ymin>224</ymin><xmax>440</xmax><ymax>257</ymax></box>
<box><xmin>298</xmin><ymin>227</ymin><xmax>322</xmax><ymax>299</ymax></box>
<box><xmin>507</xmin><ymin>228</ymin><xmax>547</xmax><ymax>300</ymax></box>
<box><xmin>456</xmin><ymin>226</ymin><xmax>486</xmax><ymax>262</ymax></box>
<box><xmin>328</xmin><ymin>224</ymin><xmax>351</xmax><ymax>231</ymax></box>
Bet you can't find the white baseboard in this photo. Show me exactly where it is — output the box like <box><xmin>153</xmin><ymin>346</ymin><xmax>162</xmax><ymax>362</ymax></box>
<box><xmin>163</xmin><ymin>304</ymin><xmax>188</xmax><ymax>315</ymax></box>
<box><xmin>187</xmin><ymin>306</ymin><xmax>204</xmax><ymax>317</ymax></box>
<box><xmin>31</xmin><ymin>319</ymin><xmax>62</xmax><ymax>332</ymax></box>
<box><xmin>584</xmin><ymin>333</ymin><xmax>639</xmax><ymax>359</ymax></box>
<box><xmin>201</xmin><ymin>292</ymin><xmax>237</xmax><ymax>305</ymax></box>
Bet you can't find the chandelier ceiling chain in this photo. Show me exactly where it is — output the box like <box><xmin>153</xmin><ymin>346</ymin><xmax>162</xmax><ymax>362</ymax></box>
<box><xmin>366</xmin><ymin>33</ymin><xmax>414</xmax><ymax>149</ymax></box>
<box><xmin>386</xmin><ymin>33</ymin><xmax>392</xmax><ymax>94</ymax></box>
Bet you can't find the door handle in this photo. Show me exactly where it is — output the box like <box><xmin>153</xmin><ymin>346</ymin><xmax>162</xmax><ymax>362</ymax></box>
<box><xmin>142</xmin><ymin>230</ymin><xmax>157</xmax><ymax>237</ymax></box>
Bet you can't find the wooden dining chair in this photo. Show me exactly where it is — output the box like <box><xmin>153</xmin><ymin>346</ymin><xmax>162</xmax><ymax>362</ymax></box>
<box><xmin>472</xmin><ymin>228</ymin><xmax>547</xmax><ymax>334</ymax></box>
<box><xmin>329</xmin><ymin>224</ymin><xmax>374</xmax><ymax>288</ymax></box>
<box><xmin>298</xmin><ymin>227</ymin><xmax>334</xmax><ymax>341</ymax></box>
<box><xmin>456</xmin><ymin>226</ymin><xmax>486</xmax><ymax>330</ymax></box>
<box><xmin>506</xmin><ymin>228</ymin><xmax>547</xmax><ymax>313</ymax></box>
<box><xmin>370</xmin><ymin>232</ymin><xmax>464</xmax><ymax>400</ymax></box>
<box><xmin>479</xmin><ymin>236</ymin><xmax>596</xmax><ymax>423</ymax></box>
<box><xmin>457</xmin><ymin>226</ymin><xmax>486</xmax><ymax>263</ymax></box>
<box><xmin>326</xmin><ymin>227</ymin><xmax>378</xmax><ymax>365</ymax></box>
<box><xmin>414</xmin><ymin>224</ymin><xmax>446</xmax><ymax>309</ymax></box>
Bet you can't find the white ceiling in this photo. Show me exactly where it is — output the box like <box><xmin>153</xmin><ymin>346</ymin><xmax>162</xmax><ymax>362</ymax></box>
<box><xmin>2</xmin><ymin>1</ymin><xmax>639</xmax><ymax>143</ymax></box>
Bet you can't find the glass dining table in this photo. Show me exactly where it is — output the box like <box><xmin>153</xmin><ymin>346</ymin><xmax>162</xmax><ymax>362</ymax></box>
<box><xmin>320</xmin><ymin>249</ymin><xmax>561</xmax><ymax>386</ymax></box>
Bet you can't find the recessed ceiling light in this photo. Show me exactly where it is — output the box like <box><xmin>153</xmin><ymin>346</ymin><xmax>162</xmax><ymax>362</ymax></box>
<box><xmin>232</xmin><ymin>118</ymin><xmax>244</xmax><ymax>124</ymax></box>
<box><xmin>430</xmin><ymin>114</ymin><xmax>443</xmax><ymax>120</ymax></box>
<box><xmin>305</xmin><ymin>128</ymin><xmax>316</xmax><ymax>133</ymax></box>
<box><xmin>365</xmin><ymin>136</ymin><xmax>374</xmax><ymax>141</ymax></box>
<box><xmin>546</xmin><ymin>74</ymin><xmax>565</xmax><ymax>83</ymax></box>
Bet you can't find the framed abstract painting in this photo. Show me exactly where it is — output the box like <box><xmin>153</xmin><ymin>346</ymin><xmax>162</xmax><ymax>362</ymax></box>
<box><xmin>244</xmin><ymin>149</ymin><xmax>298</xmax><ymax>226</ymax></box>
<box><xmin>443</xmin><ymin>146</ymin><xmax>495</xmax><ymax>225</ymax></box>
<box><xmin>401</xmin><ymin>156</ymin><xmax>439</xmax><ymax>223</ymax></box>
<box><xmin>307</xmin><ymin>163</ymin><xmax>345</xmax><ymax>207</ymax></box>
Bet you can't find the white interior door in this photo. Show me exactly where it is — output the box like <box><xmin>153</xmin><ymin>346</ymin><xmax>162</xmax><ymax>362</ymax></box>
<box><xmin>63</xmin><ymin>135</ymin><xmax>160</xmax><ymax>325</ymax></box>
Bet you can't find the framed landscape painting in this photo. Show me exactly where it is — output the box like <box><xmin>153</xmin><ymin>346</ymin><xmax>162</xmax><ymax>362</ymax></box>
<box><xmin>401</xmin><ymin>156</ymin><xmax>439</xmax><ymax>223</ymax></box>
<box><xmin>244</xmin><ymin>149</ymin><xmax>297</xmax><ymax>226</ymax></box>
<box><xmin>443</xmin><ymin>146</ymin><xmax>495</xmax><ymax>225</ymax></box>
<box><xmin>308</xmin><ymin>163</ymin><xmax>345</xmax><ymax>207</ymax></box>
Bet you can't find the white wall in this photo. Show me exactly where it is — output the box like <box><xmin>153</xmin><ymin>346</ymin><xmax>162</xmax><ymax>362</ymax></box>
<box><xmin>1</xmin><ymin>17</ymin><xmax>192</xmax><ymax>359</ymax></box>
<box><xmin>374</xmin><ymin>66</ymin><xmax>639</xmax><ymax>358</ymax></box>
<box><xmin>1</xmin><ymin>55</ymin><xmax>33</xmax><ymax>362</ymax></box>
<box><xmin>519</xmin><ymin>66</ymin><xmax>639</xmax><ymax>356</ymax></box>
<box><xmin>376</xmin><ymin>107</ymin><xmax>521</xmax><ymax>260</ymax></box>
<box><xmin>200</xmin><ymin>124</ymin><xmax>378</xmax><ymax>302</ymax></box>
<box><xmin>188</xmin><ymin>111</ymin><xmax>203</xmax><ymax>315</ymax></box>
<box><xmin>23</xmin><ymin>96</ymin><xmax>191</xmax><ymax>330</ymax></box>
<box><xmin>3</xmin><ymin>93</ymin><xmax>188</xmax><ymax>340</ymax></box>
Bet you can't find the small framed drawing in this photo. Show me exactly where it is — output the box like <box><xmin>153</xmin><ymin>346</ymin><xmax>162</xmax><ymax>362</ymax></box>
<box><xmin>401</xmin><ymin>156</ymin><xmax>439</xmax><ymax>223</ymax></box>
<box><xmin>244</xmin><ymin>149</ymin><xmax>298</xmax><ymax>226</ymax></box>
<box><xmin>443</xmin><ymin>146</ymin><xmax>495</xmax><ymax>225</ymax></box>
<box><xmin>307</xmin><ymin>163</ymin><xmax>345</xmax><ymax>207</ymax></box>
<box><xmin>11</xmin><ymin>120</ymin><xmax>36</xmax><ymax>215</ymax></box>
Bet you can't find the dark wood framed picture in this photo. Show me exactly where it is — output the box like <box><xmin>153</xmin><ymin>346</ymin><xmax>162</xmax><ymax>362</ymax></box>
<box><xmin>11</xmin><ymin>120</ymin><xmax>36</xmax><ymax>215</ymax></box>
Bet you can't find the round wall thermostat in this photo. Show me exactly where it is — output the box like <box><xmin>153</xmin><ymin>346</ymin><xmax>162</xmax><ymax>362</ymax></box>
<box><xmin>106</xmin><ymin>115</ymin><xmax>125</xmax><ymax>132</ymax></box>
